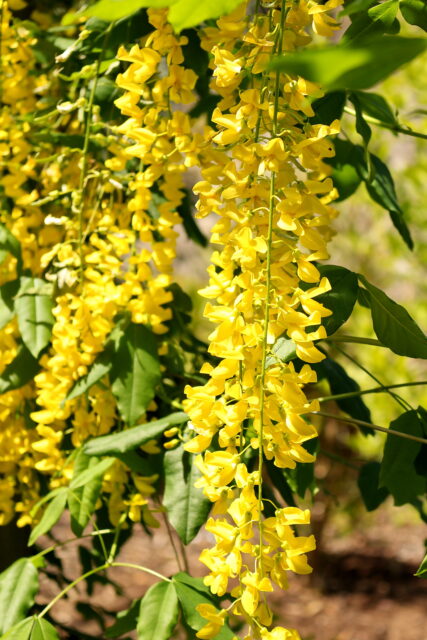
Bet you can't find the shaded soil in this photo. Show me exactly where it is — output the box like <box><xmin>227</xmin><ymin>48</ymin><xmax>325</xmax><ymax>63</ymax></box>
<box><xmin>36</xmin><ymin>503</ymin><xmax>427</xmax><ymax>640</ymax></box>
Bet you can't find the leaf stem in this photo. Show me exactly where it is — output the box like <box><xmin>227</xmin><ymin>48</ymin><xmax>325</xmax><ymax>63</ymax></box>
<box><xmin>38</xmin><ymin>561</ymin><xmax>170</xmax><ymax>619</ymax></box>
<box><xmin>76</xmin><ymin>23</ymin><xmax>113</xmax><ymax>281</ymax></box>
<box><xmin>344</xmin><ymin>106</ymin><xmax>427</xmax><ymax>140</ymax></box>
<box><xmin>309</xmin><ymin>410</ymin><xmax>427</xmax><ymax>445</ymax></box>
<box><xmin>324</xmin><ymin>335</ymin><xmax>383</xmax><ymax>347</ymax></box>
<box><xmin>331</xmin><ymin>343</ymin><xmax>413</xmax><ymax>411</ymax></box>
<box><xmin>318</xmin><ymin>380</ymin><xmax>427</xmax><ymax>403</ymax></box>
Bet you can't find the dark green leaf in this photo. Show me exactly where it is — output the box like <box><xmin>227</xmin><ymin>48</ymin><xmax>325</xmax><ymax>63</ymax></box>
<box><xmin>316</xmin><ymin>264</ymin><xmax>359</xmax><ymax>335</ymax></box>
<box><xmin>351</xmin><ymin>91</ymin><xmax>398</xmax><ymax>126</ymax></box>
<box><xmin>29</xmin><ymin>489</ymin><xmax>68</xmax><ymax>546</ymax></box>
<box><xmin>268</xmin><ymin>37</ymin><xmax>427</xmax><ymax>91</ymax></box>
<box><xmin>286</xmin><ymin>438</ymin><xmax>318</xmax><ymax>498</ymax></box>
<box><xmin>172</xmin><ymin>573</ymin><xmax>234</xmax><ymax>640</ymax></box>
<box><xmin>349</xmin><ymin>93</ymin><xmax>372</xmax><ymax>145</ymax></box>
<box><xmin>310</xmin><ymin>91</ymin><xmax>346</xmax><ymax>126</ymax></box>
<box><xmin>363</xmin><ymin>154</ymin><xmax>413</xmax><ymax>249</ymax></box>
<box><xmin>327</xmin><ymin>139</ymin><xmax>363</xmax><ymax>201</ymax></box>
<box><xmin>15</xmin><ymin>278</ymin><xmax>54</xmax><ymax>358</ymax></box>
<box><xmin>0</xmin><ymin>279</ymin><xmax>19</xmax><ymax>329</ymax></box>
<box><xmin>380</xmin><ymin>410</ymin><xmax>426</xmax><ymax>505</ymax></box>
<box><xmin>178</xmin><ymin>191</ymin><xmax>208</xmax><ymax>248</ymax></box>
<box><xmin>64</xmin><ymin>352</ymin><xmax>112</xmax><ymax>404</ymax></box>
<box><xmin>136</xmin><ymin>581</ymin><xmax>179</xmax><ymax>640</ymax></box>
<box><xmin>0</xmin><ymin>346</ymin><xmax>40</xmax><ymax>395</ymax></box>
<box><xmin>163</xmin><ymin>446</ymin><xmax>211</xmax><ymax>544</ymax></box>
<box><xmin>401</xmin><ymin>0</ymin><xmax>427</xmax><ymax>31</ymax></box>
<box><xmin>110</xmin><ymin>323</ymin><xmax>161</xmax><ymax>425</ymax></box>
<box><xmin>314</xmin><ymin>358</ymin><xmax>373</xmax><ymax>433</ymax></box>
<box><xmin>68</xmin><ymin>450</ymin><xmax>105</xmax><ymax>536</ymax></box>
<box><xmin>105</xmin><ymin>600</ymin><xmax>140</xmax><ymax>638</ymax></box>
<box><xmin>84</xmin><ymin>413</ymin><xmax>187</xmax><ymax>456</ymax></box>
<box><xmin>265</xmin><ymin>461</ymin><xmax>297</xmax><ymax>507</ymax></box>
<box><xmin>415</xmin><ymin>550</ymin><xmax>427</xmax><ymax>577</ymax></box>
<box><xmin>0</xmin><ymin>560</ymin><xmax>39</xmax><ymax>634</ymax></box>
<box><xmin>340</xmin><ymin>0</ymin><xmax>376</xmax><ymax>16</ymax></box>
<box><xmin>358</xmin><ymin>461</ymin><xmax>390</xmax><ymax>510</ymax></box>
<box><xmin>359</xmin><ymin>276</ymin><xmax>427</xmax><ymax>358</ymax></box>
<box><xmin>0</xmin><ymin>224</ymin><xmax>22</xmax><ymax>273</ymax></box>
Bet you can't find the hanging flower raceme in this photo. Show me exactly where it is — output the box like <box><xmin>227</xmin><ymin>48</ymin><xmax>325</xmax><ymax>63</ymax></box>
<box><xmin>184</xmin><ymin>2</ymin><xmax>340</xmax><ymax>638</ymax></box>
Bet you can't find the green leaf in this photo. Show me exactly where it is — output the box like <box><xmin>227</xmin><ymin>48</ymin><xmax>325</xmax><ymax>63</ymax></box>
<box><xmin>84</xmin><ymin>413</ymin><xmax>187</xmax><ymax>456</ymax></box>
<box><xmin>105</xmin><ymin>600</ymin><xmax>140</xmax><ymax>638</ymax></box>
<box><xmin>380</xmin><ymin>411</ymin><xmax>426</xmax><ymax>505</ymax></box>
<box><xmin>316</xmin><ymin>264</ymin><xmax>359</xmax><ymax>335</ymax></box>
<box><xmin>285</xmin><ymin>438</ymin><xmax>318</xmax><ymax>498</ymax></box>
<box><xmin>314</xmin><ymin>358</ymin><xmax>373</xmax><ymax>432</ymax></box>
<box><xmin>351</xmin><ymin>91</ymin><xmax>398</xmax><ymax>126</ymax></box>
<box><xmin>110</xmin><ymin>323</ymin><xmax>160</xmax><ymax>425</ymax></box>
<box><xmin>363</xmin><ymin>154</ymin><xmax>413</xmax><ymax>249</ymax></box>
<box><xmin>415</xmin><ymin>550</ymin><xmax>427</xmax><ymax>577</ymax></box>
<box><xmin>309</xmin><ymin>91</ymin><xmax>346</xmax><ymax>125</ymax></box>
<box><xmin>0</xmin><ymin>279</ymin><xmax>19</xmax><ymax>330</ymax></box>
<box><xmin>168</xmin><ymin>0</ymin><xmax>245</xmax><ymax>32</ymax></box>
<box><xmin>69</xmin><ymin>457</ymin><xmax>115</xmax><ymax>490</ymax></box>
<box><xmin>359</xmin><ymin>276</ymin><xmax>427</xmax><ymax>358</ymax></box>
<box><xmin>358</xmin><ymin>461</ymin><xmax>390</xmax><ymax>510</ymax></box>
<box><xmin>265</xmin><ymin>461</ymin><xmax>297</xmax><ymax>507</ymax></box>
<box><xmin>1</xmin><ymin>617</ymin><xmax>34</xmax><ymax>640</ymax></box>
<box><xmin>0</xmin><ymin>224</ymin><xmax>22</xmax><ymax>273</ymax></box>
<box><xmin>327</xmin><ymin>139</ymin><xmax>363</xmax><ymax>201</ymax></box>
<box><xmin>266</xmin><ymin>336</ymin><xmax>297</xmax><ymax>367</ymax></box>
<box><xmin>269</xmin><ymin>36</ymin><xmax>427</xmax><ymax>91</ymax></box>
<box><xmin>84</xmin><ymin>0</ymin><xmax>172</xmax><ymax>22</ymax></box>
<box><xmin>64</xmin><ymin>352</ymin><xmax>112</xmax><ymax>404</ymax></box>
<box><xmin>163</xmin><ymin>446</ymin><xmax>211</xmax><ymax>545</ymax></box>
<box><xmin>172</xmin><ymin>573</ymin><xmax>234</xmax><ymax>640</ymax></box>
<box><xmin>349</xmin><ymin>93</ymin><xmax>372</xmax><ymax>146</ymax></box>
<box><xmin>68</xmin><ymin>450</ymin><xmax>105</xmax><ymax>536</ymax></box>
<box><xmin>29</xmin><ymin>490</ymin><xmax>68</xmax><ymax>546</ymax></box>
<box><xmin>0</xmin><ymin>560</ymin><xmax>39</xmax><ymax>634</ymax></box>
<box><xmin>178</xmin><ymin>191</ymin><xmax>208</xmax><ymax>248</ymax></box>
<box><xmin>136</xmin><ymin>581</ymin><xmax>179</xmax><ymax>640</ymax></box>
<box><xmin>400</xmin><ymin>0</ymin><xmax>427</xmax><ymax>31</ymax></box>
<box><xmin>15</xmin><ymin>278</ymin><xmax>54</xmax><ymax>358</ymax></box>
<box><xmin>28</xmin><ymin>619</ymin><xmax>59</xmax><ymax>640</ymax></box>
<box><xmin>340</xmin><ymin>0</ymin><xmax>376</xmax><ymax>16</ymax></box>
<box><xmin>0</xmin><ymin>346</ymin><xmax>40</xmax><ymax>395</ymax></box>
<box><xmin>345</xmin><ymin>0</ymin><xmax>400</xmax><ymax>41</ymax></box>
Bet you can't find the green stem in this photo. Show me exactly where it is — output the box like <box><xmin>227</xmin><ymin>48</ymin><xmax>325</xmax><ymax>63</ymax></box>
<box><xmin>318</xmin><ymin>380</ymin><xmax>427</xmax><ymax>403</ymax></box>
<box><xmin>319</xmin><ymin>448</ymin><xmax>360</xmax><ymax>471</ymax></box>
<box><xmin>31</xmin><ymin>529</ymin><xmax>114</xmax><ymax>561</ymax></box>
<box><xmin>344</xmin><ymin>106</ymin><xmax>427</xmax><ymax>140</ymax></box>
<box><xmin>107</xmin><ymin>511</ymin><xmax>127</xmax><ymax>564</ymax></box>
<box><xmin>38</xmin><ymin>561</ymin><xmax>170</xmax><ymax>619</ymax></box>
<box><xmin>324</xmin><ymin>335</ymin><xmax>383</xmax><ymax>347</ymax></box>
<box><xmin>310</xmin><ymin>410</ymin><xmax>427</xmax><ymax>445</ymax></box>
<box><xmin>76</xmin><ymin>23</ymin><xmax>113</xmax><ymax>280</ymax></box>
<box><xmin>332</xmin><ymin>343</ymin><xmax>413</xmax><ymax>411</ymax></box>
<box><xmin>257</xmin><ymin>0</ymin><xmax>287</xmax><ymax>574</ymax></box>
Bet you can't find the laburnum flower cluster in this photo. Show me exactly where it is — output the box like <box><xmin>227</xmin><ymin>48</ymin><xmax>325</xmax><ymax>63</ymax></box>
<box><xmin>182</xmin><ymin>2</ymin><xmax>341</xmax><ymax>638</ymax></box>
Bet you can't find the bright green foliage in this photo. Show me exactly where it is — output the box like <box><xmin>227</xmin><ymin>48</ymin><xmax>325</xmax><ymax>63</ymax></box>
<box><xmin>269</xmin><ymin>36</ymin><xmax>427</xmax><ymax>90</ymax></box>
<box><xmin>0</xmin><ymin>561</ymin><xmax>39</xmax><ymax>634</ymax></box>
<box><xmin>136</xmin><ymin>582</ymin><xmax>179</xmax><ymax>640</ymax></box>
